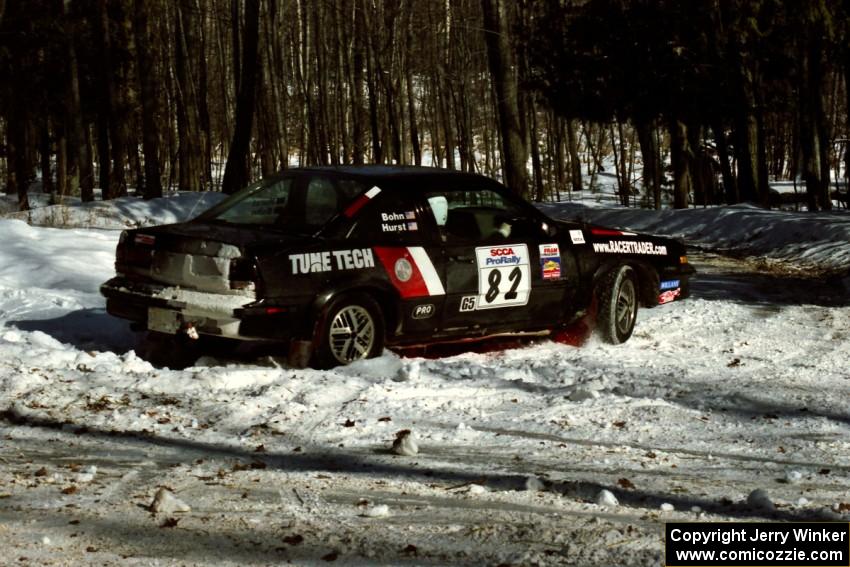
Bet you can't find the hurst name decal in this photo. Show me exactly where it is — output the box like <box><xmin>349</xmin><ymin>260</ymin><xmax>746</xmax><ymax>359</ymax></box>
<box><xmin>289</xmin><ymin>248</ymin><xmax>375</xmax><ymax>274</ymax></box>
<box><xmin>592</xmin><ymin>240</ymin><xmax>668</xmax><ymax>256</ymax></box>
<box><xmin>381</xmin><ymin>211</ymin><xmax>418</xmax><ymax>233</ymax></box>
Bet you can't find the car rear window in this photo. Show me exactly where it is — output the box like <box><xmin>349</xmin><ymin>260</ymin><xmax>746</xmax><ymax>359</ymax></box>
<box><xmin>200</xmin><ymin>174</ymin><xmax>368</xmax><ymax>234</ymax></box>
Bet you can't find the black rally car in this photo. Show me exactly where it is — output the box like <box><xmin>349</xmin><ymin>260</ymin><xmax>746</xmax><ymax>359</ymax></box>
<box><xmin>101</xmin><ymin>166</ymin><xmax>694</xmax><ymax>367</ymax></box>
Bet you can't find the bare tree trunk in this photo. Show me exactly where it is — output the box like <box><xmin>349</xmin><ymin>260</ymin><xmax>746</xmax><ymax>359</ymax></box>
<box><xmin>99</xmin><ymin>0</ymin><xmax>131</xmax><ymax>199</ymax></box>
<box><xmin>40</xmin><ymin>121</ymin><xmax>54</xmax><ymax>196</ymax></box>
<box><xmin>57</xmin><ymin>1</ymin><xmax>84</xmax><ymax>199</ymax></box>
<box><xmin>734</xmin><ymin>59</ymin><xmax>768</xmax><ymax>206</ymax></box>
<box><xmin>134</xmin><ymin>0</ymin><xmax>163</xmax><ymax>199</ymax></box>
<box><xmin>530</xmin><ymin>103</ymin><xmax>544</xmax><ymax>200</ymax></box>
<box><xmin>669</xmin><ymin>118</ymin><xmax>690</xmax><ymax>209</ymax></box>
<box><xmin>799</xmin><ymin>30</ymin><xmax>832</xmax><ymax>211</ymax></box>
<box><xmin>565</xmin><ymin>119</ymin><xmax>582</xmax><ymax>193</ymax></box>
<box><xmin>404</xmin><ymin>5</ymin><xmax>421</xmax><ymax>166</ymax></box>
<box><xmin>844</xmin><ymin>45</ymin><xmax>850</xmax><ymax>196</ymax></box>
<box><xmin>56</xmin><ymin>124</ymin><xmax>67</xmax><ymax>198</ymax></box>
<box><xmin>688</xmin><ymin>122</ymin><xmax>706</xmax><ymax>207</ymax></box>
<box><xmin>222</xmin><ymin>0</ymin><xmax>260</xmax><ymax>194</ymax></box>
<box><xmin>8</xmin><ymin>56</ymin><xmax>30</xmax><ymax>209</ymax></box>
<box><xmin>175</xmin><ymin>0</ymin><xmax>206</xmax><ymax>190</ymax></box>
<box><xmin>481</xmin><ymin>0</ymin><xmax>528</xmax><ymax>195</ymax></box>
<box><xmin>635</xmin><ymin>118</ymin><xmax>660</xmax><ymax>208</ymax></box>
<box><xmin>712</xmin><ymin>121</ymin><xmax>737</xmax><ymax>204</ymax></box>
<box><xmin>362</xmin><ymin>0</ymin><xmax>382</xmax><ymax>163</ymax></box>
<box><xmin>351</xmin><ymin>0</ymin><xmax>366</xmax><ymax>164</ymax></box>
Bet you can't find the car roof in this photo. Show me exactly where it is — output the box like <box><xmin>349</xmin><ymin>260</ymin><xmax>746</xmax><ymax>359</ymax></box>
<box><xmin>286</xmin><ymin>165</ymin><xmax>505</xmax><ymax>191</ymax></box>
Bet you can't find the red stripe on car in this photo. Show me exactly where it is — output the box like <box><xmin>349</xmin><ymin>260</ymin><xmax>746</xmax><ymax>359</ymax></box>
<box><xmin>373</xmin><ymin>247</ymin><xmax>430</xmax><ymax>298</ymax></box>
<box><xmin>343</xmin><ymin>186</ymin><xmax>381</xmax><ymax>217</ymax></box>
<box><xmin>590</xmin><ymin>228</ymin><xmax>624</xmax><ymax>236</ymax></box>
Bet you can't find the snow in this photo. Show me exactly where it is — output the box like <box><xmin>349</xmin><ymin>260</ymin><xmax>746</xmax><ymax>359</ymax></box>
<box><xmin>746</xmin><ymin>489</ymin><xmax>775</xmax><ymax>511</ymax></box>
<box><xmin>150</xmin><ymin>488</ymin><xmax>192</xmax><ymax>515</ymax></box>
<box><xmin>0</xmin><ymin>193</ymin><xmax>848</xmax><ymax>564</ymax></box>
<box><xmin>391</xmin><ymin>429</ymin><xmax>419</xmax><ymax>456</ymax></box>
<box><xmin>541</xmin><ymin>201</ymin><xmax>850</xmax><ymax>276</ymax></box>
<box><xmin>596</xmin><ymin>490</ymin><xmax>619</xmax><ymax>507</ymax></box>
<box><xmin>1</xmin><ymin>191</ymin><xmax>226</xmax><ymax>229</ymax></box>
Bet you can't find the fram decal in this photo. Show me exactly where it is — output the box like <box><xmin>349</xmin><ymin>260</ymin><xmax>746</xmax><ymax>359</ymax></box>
<box><xmin>540</xmin><ymin>244</ymin><xmax>559</xmax><ymax>257</ymax></box>
<box><xmin>660</xmin><ymin>279</ymin><xmax>680</xmax><ymax>290</ymax></box>
<box><xmin>569</xmin><ymin>230</ymin><xmax>586</xmax><ymax>245</ymax></box>
<box><xmin>412</xmin><ymin>304</ymin><xmax>435</xmax><ymax>319</ymax></box>
<box><xmin>289</xmin><ymin>248</ymin><xmax>375</xmax><ymax>274</ymax></box>
<box><xmin>539</xmin><ymin>243</ymin><xmax>561</xmax><ymax>280</ymax></box>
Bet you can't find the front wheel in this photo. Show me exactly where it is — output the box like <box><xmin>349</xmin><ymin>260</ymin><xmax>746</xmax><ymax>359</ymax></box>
<box><xmin>597</xmin><ymin>265</ymin><xmax>639</xmax><ymax>344</ymax></box>
<box><xmin>313</xmin><ymin>293</ymin><xmax>384</xmax><ymax>369</ymax></box>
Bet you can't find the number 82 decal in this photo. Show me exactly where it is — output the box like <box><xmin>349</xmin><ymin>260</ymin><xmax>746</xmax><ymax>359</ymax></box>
<box><xmin>473</xmin><ymin>244</ymin><xmax>531</xmax><ymax>309</ymax></box>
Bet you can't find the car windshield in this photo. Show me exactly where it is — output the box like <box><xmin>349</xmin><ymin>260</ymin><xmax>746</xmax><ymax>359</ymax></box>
<box><xmin>199</xmin><ymin>174</ymin><xmax>367</xmax><ymax>233</ymax></box>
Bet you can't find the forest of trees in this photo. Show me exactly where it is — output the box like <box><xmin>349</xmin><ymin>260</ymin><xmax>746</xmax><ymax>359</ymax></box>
<box><xmin>1</xmin><ymin>0</ymin><xmax>849</xmax><ymax>212</ymax></box>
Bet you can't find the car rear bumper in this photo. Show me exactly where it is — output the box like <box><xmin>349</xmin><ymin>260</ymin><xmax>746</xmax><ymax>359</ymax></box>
<box><xmin>101</xmin><ymin>276</ymin><xmax>292</xmax><ymax>341</ymax></box>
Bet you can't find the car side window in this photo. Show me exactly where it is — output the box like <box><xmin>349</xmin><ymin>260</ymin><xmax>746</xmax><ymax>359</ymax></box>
<box><xmin>304</xmin><ymin>177</ymin><xmax>339</xmax><ymax>227</ymax></box>
<box><xmin>423</xmin><ymin>188</ymin><xmax>537</xmax><ymax>243</ymax></box>
<box><xmin>214</xmin><ymin>178</ymin><xmax>293</xmax><ymax>225</ymax></box>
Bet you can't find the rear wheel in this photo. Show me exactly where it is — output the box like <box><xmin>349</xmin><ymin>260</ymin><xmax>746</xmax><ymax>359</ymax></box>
<box><xmin>597</xmin><ymin>265</ymin><xmax>638</xmax><ymax>344</ymax></box>
<box><xmin>313</xmin><ymin>293</ymin><xmax>384</xmax><ymax>368</ymax></box>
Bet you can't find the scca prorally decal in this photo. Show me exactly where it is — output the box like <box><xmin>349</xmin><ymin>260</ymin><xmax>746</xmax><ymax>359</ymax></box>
<box><xmin>473</xmin><ymin>244</ymin><xmax>531</xmax><ymax>309</ymax></box>
<box><xmin>381</xmin><ymin>211</ymin><xmax>417</xmax><ymax>232</ymax></box>
<box><xmin>289</xmin><ymin>248</ymin><xmax>375</xmax><ymax>274</ymax></box>
<box><xmin>569</xmin><ymin>230</ymin><xmax>586</xmax><ymax>245</ymax></box>
<box><xmin>592</xmin><ymin>240</ymin><xmax>668</xmax><ymax>256</ymax></box>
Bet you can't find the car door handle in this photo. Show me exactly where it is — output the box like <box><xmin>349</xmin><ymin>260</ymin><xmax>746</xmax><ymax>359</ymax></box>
<box><xmin>449</xmin><ymin>255</ymin><xmax>475</xmax><ymax>264</ymax></box>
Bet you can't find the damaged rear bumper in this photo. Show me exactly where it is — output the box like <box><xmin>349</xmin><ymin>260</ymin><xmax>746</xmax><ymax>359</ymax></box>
<box><xmin>101</xmin><ymin>276</ymin><xmax>284</xmax><ymax>340</ymax></box>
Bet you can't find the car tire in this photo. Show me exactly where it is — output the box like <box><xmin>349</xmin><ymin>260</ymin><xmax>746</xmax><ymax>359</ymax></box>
<box><xmin>597</xmin><ymin>265</ymin><xmax>639</xmax><ymax>344</ymax></box>
<box><xmin>313</xmin><ymin>293</ymin><xmax>385</xmax><ymax>369</ymax></box>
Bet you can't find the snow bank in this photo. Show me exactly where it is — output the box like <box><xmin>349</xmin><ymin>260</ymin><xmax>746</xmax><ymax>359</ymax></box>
<box><xmin>0</xmin><ymin>220</ymin><xmax>134</xmax><ymax>352</ymax></box>
<box><xmin>1</xmin><ymin>191</ymin><xmax>226</xmax><ymax>229</ymax></box>
<box><xmin>540</xmin><ymin>202</ymin><xmax>850</xmax><ymax>275</ymax></box>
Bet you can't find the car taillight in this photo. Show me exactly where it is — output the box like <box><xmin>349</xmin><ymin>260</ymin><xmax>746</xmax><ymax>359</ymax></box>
<box><xmin>680</xmin><ymin>255</ymin><xmax>689</xmax><ymax>264</ymax></box>
<box><xmin>229</xmin><ymin>257</ymin><xmax>258</xmax><ymax>291</ymax></box>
